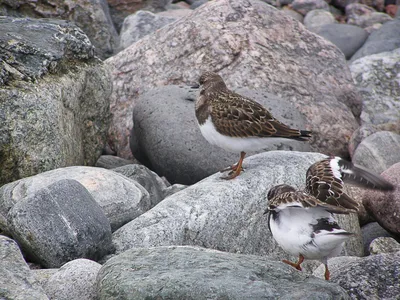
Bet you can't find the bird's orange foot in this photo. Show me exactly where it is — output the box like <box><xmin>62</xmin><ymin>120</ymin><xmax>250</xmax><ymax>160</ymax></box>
<box><xmin>282</xmin><ymin>259</ymin><xmax>302</xmax><ymax>271</ymax></box>
<box><xmin>221</xmin><ymin>167</ymin><xmax>243</xmax><ymax>180</ymax></box>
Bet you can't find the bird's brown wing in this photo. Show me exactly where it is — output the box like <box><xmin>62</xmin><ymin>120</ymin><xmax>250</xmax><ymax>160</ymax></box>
<box><xmin>268</xmin><ymin>190</ymin><xmax>356</xmax><ymax>215</ymax></box>
<box><xmin>209</xmin><ymin>91</ymin><xmax>310</xmax><ymax>140</ymax></box>
<box><xmin>306</xmin><ymin>158</ymin><xmax>360</xmax><ymax>210</ymax></box>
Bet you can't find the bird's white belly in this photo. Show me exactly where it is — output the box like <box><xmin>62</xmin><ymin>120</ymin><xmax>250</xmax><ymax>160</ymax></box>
<box><xmin>270</xmin><ymin>207</ymin><xmax>350</xmax><ymax>261</ymax></box>
<box><xmin>198</xmin><ymin>116</ymin><xmax>272</xmax><ymax>153</ymax></box>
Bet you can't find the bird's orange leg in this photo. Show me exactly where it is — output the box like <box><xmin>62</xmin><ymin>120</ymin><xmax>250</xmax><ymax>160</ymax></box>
<box><xmin>282</xmin><ymin>254</ymin><xmax>304</xmax><ymax>271</ymax></box>
<box><xmin>324</xmin><ymin>264</ymin><xmax>330</xmax><ymax>280</ymax></box>
<box><xmin>221</xmin><ymin>152</ymin><xmax>246</xmax><ymax>180</ymax></box>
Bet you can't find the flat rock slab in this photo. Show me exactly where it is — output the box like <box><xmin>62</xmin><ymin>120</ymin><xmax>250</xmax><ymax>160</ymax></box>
<box><xmin>112</xmin><ymin>151</ymin><xmax>363</xmax><ymax>263</ymax></box>
<box><xmin>7</xmin><ymin>179</ymin><xmax>113</xmax><ymax>268</ymax></box>
<box><xmin>96</xmin><ymin>246</ymin><xmax>350</xmax><ymax>299</ymax></box>
<box><xmin>0</xmin><ymin>235</ymin><xmax>48</xmax><ymax>300</ymax></box>
<box><xmin>0</xmin><ymin>166</ymin><xmax>150</xmax><ymax>233</ymax></box>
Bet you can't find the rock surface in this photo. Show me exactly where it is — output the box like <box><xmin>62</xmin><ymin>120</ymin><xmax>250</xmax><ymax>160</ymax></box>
<box><xmin>118</xmin><ymin>10</ymin><xmax>178</xmax><ymax>51</ymax></box>
<box><xmin>350</xmin><ymin>18</ymin><xmax>400</xmax><ymax>61</ymax></box>
<box><xmin>7</xmin><ymin>179</ymin><xmax>113</xmax><ymax>268</ymax></box>
<box><xmin>310</xmin><ymin>23</ymin><xmax>368</xmax><ymax>59</ymax></box>
<box><xmin>112</xmin><ymin>151</ymin><xmax>363</xmax><ymax>263</ymax></box>
<box><xmin>326</xmin><ymin>252</ymin><xmax>400</xmax><ymax>299</ymax></box>
<box><xmin>106</xmin><ymin>0</ymin><xmax>361</xmax><ymax>159</ymax></box>
<box><xmin>369</xmin><ymin>237</ymin><xmax>400</xmax><ymax>254</ymax></box>
<box><xmin>132</xmin><ymin>86</ymin><xmax>311</xmax><ymax>184</ymax></box>
<box><xmin>112</xmin><ymin>164</ymin><xmax>168</xmax><ymax>207</ymax></box>
<box><xmin>0</xmin><ymin>235</ymin><xmax>49</xmax><ymax>300</ymax></box>
<box><xmin>352</xmin><ymin>131</ymin><xmax>400</xmax><ymax>174</ymax></box>
<box><xmin>0</xmin><ymin>17</ymin><xmax>111</xmax><ymax>186</ymax></box>
<box><xmin>0</xmin><ymin>1</ymin><xmax>118</xmax><ymax>58</ymax></box>
<box><xmin>43</xmin><ymin>258</ymin><xmax>102</xmax><ymax>300</ymax></box>
<box><xmin>96</xmin><ymin>246</ymin><xmax>350</xmax><ymax>299</ymax></box>
<box><xmin>348</xmin><ymin>121</ymin><xmax>400</xmax><ymax>158</ymax></box>
<box><xmin>350</xmin><ymin>48</ymin><xmax>400</xmax><ymax>126</ymax></box>
<box><xmin>304</xmin><ymin>9</ymin><xmax>336</xmax><ymax>29</ymax></box>
<box><xmin>0</xmin><ymin>166</ymin><xmax>150</xmax><ymax>233</ymax></box>
<box><xmin>361</xmin><ymin>222</ymin><xmax>394</xmax><ymax>255</ymax></box>
<box><xmin>363</xmin><ymin>162</ymin><xmax>400</xmax><ymax>238</ymax></box>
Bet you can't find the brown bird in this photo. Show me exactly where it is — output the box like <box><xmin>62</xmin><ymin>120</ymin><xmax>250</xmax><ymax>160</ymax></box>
<box><xmin>194</xmin><ymin>71</ymin><xmax>312</xmax><ymax>179</ymax></box>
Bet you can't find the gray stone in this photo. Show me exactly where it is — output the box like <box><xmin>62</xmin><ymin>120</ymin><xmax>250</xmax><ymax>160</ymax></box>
<box><xmin>163</xmin><ymin>184</ymin><xmax>187</xmax><ymax>198</ymax></box>
<box><xmin>291</xmin><ymin>0</ymin><xmax>330</xmax><ymax>15</ymax></box>
<box><xmin>362</xmin><ymin>222</ymin><xmax>394</xmax><ymax>255</ymax></box>
<box><xmin>350</xmin><ymin>48</ymin><xmax>400</xmax><ymax>126</ymax></box>
<box><xmin>310</xmin><ymin>23</ymin><xmax>368</xmax><ymax>59</ymax></box>
<box><xmin>348</xmin><ymin>12</ymin><xmax>392</xmax><ymax>29</ymax></box>
<box><xmin>7</xmin><ymin>179</ymin><xmax>113</xmax><ymax>268</ymax></box>
<box><xmin>304</xmin><ymin>9</ymin><xmax>336</xmax><ymax>29</ymax></box>
<box><xmin>0</xmin><ymin>166</ymin><xmax>150</xmax><ymax>233</ymax></box>
<box><xmin>350</xmin><ymin>18</ymin><xmax>400</xmax><ymax>62</ymax></box>
<box><xmin>43</xmin><ymin>258</ymin><xmax>102</xmax><ymax>300</ymax></box>
<box><xmin>348</xmin><ymin>121</ymin><xmax>400</xmax><ymax>158</ymax></box>
<box><xmin>0</xmin><ymin>1</ymin><xmax>118</xmax><ymax>59</ymax></box>
<box><xmin>95</xmin><ymin>155</ymin><xmax>138</xmax><ymax>169</ymax></box>
<box><xmin>352</xmin><ymin>131</ymin><xmax>400</xmax><ymax>174</ymax></box>
<box><xmin>157</xmin><ymin>8</ymin><xmax>192</xmax><ymax>18</ymax></box>
<box><xmin>369</xmin><ymin>237</ymin><xmax>400</xmax><ymax>254</ymax></box>
<box><xmin>96</xmin><ymin>246</ymin><xmax>350</xmax><ymax>299</ymax></box>
<box><xmin>132</xmin><ymin>86</ymin><xmax>311</xmax><ymax>184</ymax></box>
<box><xmin>105</xmin><ymin>0</ymin><xmax>361</xmax><ymax>159</ymax></box>
<box><xmin>118</xmin><ymin>10</ymin><xmax>177</xmax><ymax>51</ymax></box>
<box><xmin>0</xmin><ymin>235</ymin><xmax>49</xmax><ymax>300</ymax></box>
<box><xmin>112</xmin><ymin>164</ymin><xmax>168</xmax><ymax>207</ymax></box>
<box><xmin>107</xmin><ymin>0</ymin><xmax>173</xmax><ymax>33</ymax></box>
<box><xmin>112</xmin><ymin>151</ymin><xmax>363</xmax><ymax>264</ymax></box>
<box><xmin>190</xmin><ymin>0</ymin><xmax>208</xmax><ymax>9</ymax></box>
<box><xmin>0</xmin><ymin>17</ymin><xmax>112</xmax><ymax>186</ymax></box>
<box><xmin>328</xmin><ymin>252</ymin><xmax>400</xmax><ymax>299</ymax></box>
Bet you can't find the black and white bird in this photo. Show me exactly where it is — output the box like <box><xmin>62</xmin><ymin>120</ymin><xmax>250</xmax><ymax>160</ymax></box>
<box><xmin>265</xmin><ymin>156</ymin><xmax>394</xmax><ymax>280</ymax></box>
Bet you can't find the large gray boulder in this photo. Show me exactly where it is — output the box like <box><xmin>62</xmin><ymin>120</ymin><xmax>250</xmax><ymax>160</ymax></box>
<box><xmin>105</xmin><ymin>0</ymin><xmax>360</xmax><ymax>159</ymax></box>
<box><xmin>0</xmin><ymin>1</ymin><xmax>118</xmax><ymax>58</ymax></box>
<box><xmin>0</xmin><ymin>166</ymin><xmax>150</xmax><ymax>233</ymax></box>
<box><xmin>349</xmin><ymin>48</ymin><xmax>400</xmax><ymax>126</ymax></box>
<box><xmin>131</xmin><ymin>86</ymin><xmax>311</xmax><ymax>184</ymax></box>
<box><xmin>7</xmin><ymin>179</ymin><xmax>113</xmax><ymax>268</ymax></box>
<box><xmin>0</xmin><ymin>17</ymin><xmax>111</xmax><ymax>186</ymax></box>
<box><xmin>0</xmin><ymin>235</ymin><xmax>49</xmax><ymax>300</ymax></box>
<box><xmin>96</xmin><ymin>246</ymin><xmax>350</xmax><ymax>299</ymax></box>
<box><xmin>112</xmin><ymin>151</ymin><xmax>363</xmax><ymax>264</ymax></box>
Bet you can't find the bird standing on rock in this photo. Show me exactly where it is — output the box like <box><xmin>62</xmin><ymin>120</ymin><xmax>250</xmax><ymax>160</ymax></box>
<box><xmin>266</xmin><ymin>156</ymin><xmax>394</xmax><ymax>280</ymax></box>
<box><xmin>194</xmin><ymin>71</ymin><xmax>312</xmax><ymax>179</ymax></box>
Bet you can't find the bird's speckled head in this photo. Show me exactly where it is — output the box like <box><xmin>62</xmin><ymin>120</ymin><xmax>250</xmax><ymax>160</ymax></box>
<box><xmin>198</xmin><ymin>71</ymin><xmax>227</xmax><ymax>92</ymax></box>
<box><xmin>267</xmin><ymin>184</ymin><xmax>296</xmax><ymax>200</ymax></box>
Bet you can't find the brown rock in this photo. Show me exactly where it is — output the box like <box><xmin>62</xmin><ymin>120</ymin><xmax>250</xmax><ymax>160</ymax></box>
<box><xmin>363</xmin><ymin>162</ymin><xmax>400</xmax><ymax>238</ymax></box>
<box><xmin>105</xmin><ymin>0</ymin><xmax>360</xmax><ymax>159</ymax></box>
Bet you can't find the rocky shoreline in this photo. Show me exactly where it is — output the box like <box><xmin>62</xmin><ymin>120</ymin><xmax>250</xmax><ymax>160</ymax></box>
<box><xmin>1</xmin><ymin>0</ymin><xmax>400</xmax><ymax>299</ymax></box>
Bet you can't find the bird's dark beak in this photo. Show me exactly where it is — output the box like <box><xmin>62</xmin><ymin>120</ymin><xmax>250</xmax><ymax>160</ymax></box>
<box><xmin>190</xmin><ymin>84</ymin><xmax>200</xmax><ymax>89</ymax></box>
<box><xmin>263</xmin><ymin>208</ymin><xmax>269</xmax><ymax>215</ymax></box>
